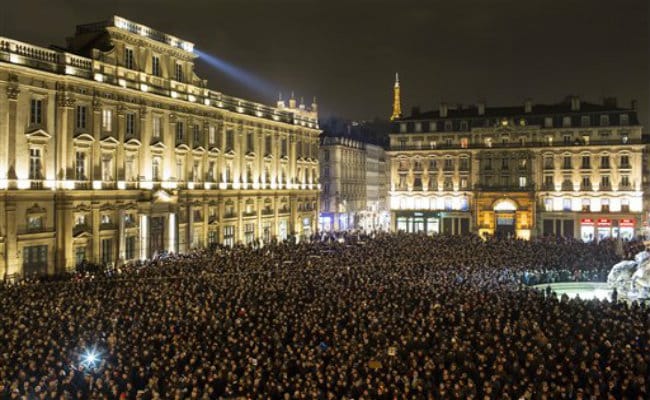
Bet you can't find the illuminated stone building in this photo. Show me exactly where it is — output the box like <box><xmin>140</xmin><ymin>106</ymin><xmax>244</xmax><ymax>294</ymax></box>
<box><xmin>0</xmin><ymin>16</ymin><xmax>320</xmax><ymax>277</ymax></box>
<box><xmin>319</xmin><ymin>119</ymin><xmax>390</xmax><ymax>232</ymax></box>
<box><xmin>388</xmin><ymin>79</ymin><xmax>646</xmax><ymax>240</ymax></box>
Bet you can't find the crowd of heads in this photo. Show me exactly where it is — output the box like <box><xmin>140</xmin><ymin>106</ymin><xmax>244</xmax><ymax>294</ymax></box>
<box><xmin>1</xmin><ymin>233</ymin><xmax>648</xmax><ymax>399</ymax></box>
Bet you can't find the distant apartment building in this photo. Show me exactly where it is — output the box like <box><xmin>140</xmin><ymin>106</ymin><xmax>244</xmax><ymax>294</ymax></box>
<box><xmin>387</xmin><ymin>76</ymin><xmax>647</xmax><ymax>240</ymax></box>
<box><xmin>319</xmin><ymin>119</ymin><xmax>389</xmax><ymax>232</ymax></box>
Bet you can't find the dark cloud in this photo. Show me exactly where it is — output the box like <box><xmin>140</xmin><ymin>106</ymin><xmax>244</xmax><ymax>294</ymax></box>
<box><xmin>1</xmin><ymin>0</ymin><xmax>647</xmax><ymax>125</ymax></box>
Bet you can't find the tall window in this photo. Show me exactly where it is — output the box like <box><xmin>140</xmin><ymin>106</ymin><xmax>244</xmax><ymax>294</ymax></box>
<box><xmin>581</xmin><ymin>116</ymin><xmax>590</xmax><ymax>127</ymax></box>
<box><xmin>600</xmin><ymin>155</ymin><xmax>610</xmax><ymax>169</ymax></box>
<box><xmin>176</xmin><ymin>122</ymin><xmax>184</xmax><ymax>143</ymax></box>
<box><xmin>152</xmin><ymin>116</ymin><xmax>161</xmax><ymax>139</ymax></box>
<box><xmin>620</xmin><ymin>155</ymin><xmax>630</xmax><ymax>168</ymax></box>
<box><xmin>125</xmin><ymin>156</ymin><xmax>135</xmax><ymax>181</ymax></box>
<box><xmin>124</xmin><ymin>48</ymin><xmax>134</xmax><ymax>69</ymax></box>
<box><xmin>102</xmin><ymin>154</ymin><xmax>112</xmax><ymax>181</ymax></box>
<box><xmin>152</xmin><ymin>55</ymin><xmax>161</xmax><ymax>76</ymax></box>
<box><xmin>101</xmin><ymin>238</ymin><xmax>113</xmax><ymax>264</ymax></box>
<box><xmin>125</xmin><ymin>236</ymin><xmax>136</xmax><ymax>260</ymax></box>
<box><xmin>176</xmin><ymin>159</ymin><xmax>183</xmax><ymax>181</ymax></box>
<box><xmin>174</xmin><ymin>62</ymin><xmax>183</xmax><ymax>81</ymax></box>
<box><xmin>75</xmin><ymin>151</ymin><xmax>86</xmax><ymax>180</ymax></box>
<box><xmin>208</xmin><ymin>125</ymin><xmax>216</xmax><ymax>145</ymax></box>
<box><xmin>246</xmin><ymin>131</ymin><xmax>254</xmax><ymax>153</ymax></box>
<box><xmin>30</xmin><ymin>99</ymin><xmax>43</xmax><ymax>125</ymax></box>
<box><xmin>192</xmin><ymin>160</ymin><xmax>200</xmax><ymax>181</ymax></box>
<box><xmin>152</xmin><ymin>157</ymin><xmax>161</xmax><ymax>181</ymax></box>
<box><xmin>581</xmin><ymin>155</ymin><xmax>590</xmax><ymax>169</ymax></box>
<box><xmin>265</xmin><ymin>135</ymin><xmax>272</xmax><ymax>155</ymax></box>
<box><xmin>281</xmin><ymin>138</ymin><xmax>288</xmax><ymax>157</ymax></box>
<box><xmin>102</xmin><ymin>109</ymin><xmax>112</xmax><ymax>132</ymax></box>
<box><xmin>125</xmin><ymin>113</ymin><xmax>135</xmax><ymax>136</ymax></box>
<box><xmin>620</xmin><ymin>175</ymin><xmax>630</xmax><ymax>189</ymax></box>
<box><xmin>208</xmin><ymin>161</ymin><xmax>215</xmax><ymax>181</ymax></box>
<box><xmin>601</xmin><ymin>175</ymin><xmax>610</xmax><ymax>189</ymax></box>
<box><xmin>225</xmin><ymin>130</ymin><xmax>234</xmax><ymax>151</ymax></box>
<box><xmin>562</xmin><ymin>156</ymin><xmax>572</xmax><ymax>169</ymax></box>
<box><xmin>29</xmin><ymin>148</ymin><xmax>41</xmax><ymax>180</ymax></box>
<box><xmin>193</xmin><ymin>124</ymin><xmax>201</xmax><ymax>145</ymax></box>
<box><xmin>76</xmin><ymin>105</ymin><xmax>87</xmax><ymax>130</ymax></box>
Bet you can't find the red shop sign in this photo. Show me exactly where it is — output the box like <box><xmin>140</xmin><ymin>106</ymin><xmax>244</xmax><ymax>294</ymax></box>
<box><xmin>619</xmin><ymin>218</ymin><xmax>636</xmax><ymax>227</ymax></box>
<box><xmin>580</xmin><ymin>218</ymin><xmax>594</xmax><ymax>225</ymax></box>
<box><xmin>597</xmin><ymin>218</ymin><xmax>611</xmax><ymax>227</ymax></box>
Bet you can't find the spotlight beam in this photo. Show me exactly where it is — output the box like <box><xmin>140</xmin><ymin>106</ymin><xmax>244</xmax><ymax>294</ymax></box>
<box><xmin>194</xmin><ymin>49</ymin><xmax>278</xmax><ymax>98</ymax></box>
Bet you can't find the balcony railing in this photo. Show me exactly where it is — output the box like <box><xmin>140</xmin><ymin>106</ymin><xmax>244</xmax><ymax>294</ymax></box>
<box><xmin>474</xmin><ymin>184</ymin><xmax>535</xmax><ymax>192</ymax></box>
<box><xmin>390</xmin><ymin>138</ymin><xmax>647</xmax><ymax>151</ymax></box>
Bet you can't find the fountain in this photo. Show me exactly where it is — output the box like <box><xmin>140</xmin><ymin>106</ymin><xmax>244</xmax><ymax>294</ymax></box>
<box><xmin>608</xmin><ymin>250</ymin><xmax>650</xmax><ymax>300</ymax></box>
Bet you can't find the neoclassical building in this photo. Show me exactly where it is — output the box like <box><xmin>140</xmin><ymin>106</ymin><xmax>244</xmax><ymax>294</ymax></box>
<box><xmin>0</xmin><ymin>16</ymin><xmax>320</xmax><ymax>277</ymax></box>
<box><xmin>388</xmin><ymin>77</ymin><xmax>647</xmax><ymax>240</ymax></box>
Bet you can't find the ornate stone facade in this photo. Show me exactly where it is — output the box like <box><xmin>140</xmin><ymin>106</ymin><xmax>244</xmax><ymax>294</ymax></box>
<box><xmin>0</xmin><ymin>16</ymin><xmax>320</xmax><ymax>277</ymax></box>
<box><xmin>388</xmin><ymin>95</ymin><xmax>647</xmax><ymax>240</ymax></box>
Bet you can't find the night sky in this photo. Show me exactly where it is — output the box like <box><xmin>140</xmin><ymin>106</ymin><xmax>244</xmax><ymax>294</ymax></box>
<box><xmin>2</xmin><ymin>0</ymin><xmax>648</xmax><ymax>126</ymax></box>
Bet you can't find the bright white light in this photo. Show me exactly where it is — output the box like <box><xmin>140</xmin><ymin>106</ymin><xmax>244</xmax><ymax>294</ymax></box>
<box><xmin>80</xmin><ymin>348</ymin><xmax>101</xmax><ymax>368</ymax></box>
<box><xmin>188</xmin><ymin>95</ymin><xmax>196</xmax><ymax>102</ymax></box>
<box><xmin>94</xmin><ymin>73</ymin><xmax>104</xmax><ymax>82</ymax></box>
<box><xmin>204</xmin><ymin>98</ymin><xmax>210</xmax><ymax>106</ymax></box>
<box><xmin>171</xmin><ymin>91</ymin><xmax>178</xmax><ymax>99</ymax></box>
<box><xmin>140</xmin><ymin>84</ymin><xmax>148</xmax><ymax>92</ymax></box>
<box><xmin>118</xmin><ymin>79</ymin><xmax>126</xmax><ymax>88</ymax></box>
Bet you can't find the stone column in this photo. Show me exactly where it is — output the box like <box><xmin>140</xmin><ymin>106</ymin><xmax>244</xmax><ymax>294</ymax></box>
<box><xmin>5</xmin><ymin>84</ymin><xmax>20</xmax><ymax>186</ymax></box>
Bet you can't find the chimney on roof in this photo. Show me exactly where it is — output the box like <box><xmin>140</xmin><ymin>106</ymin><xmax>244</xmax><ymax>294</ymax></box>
<box><xmin>631</xmin><ymin>99</ymin><xmax>637</xmax><ymax>110</ymax></box>
<box><xmin>603</xmin><ymin>97</ymin><xmax>617</xmax><ymax>108</ymax></box>
<box><xmin>477</xmin><ymin>102</ymin><xmax>485</xmax><ymax>116</ymax></box>
<box><xmin>439</xmin><ymin>102</ymin><xmax>448</xmax><ymax>118</ymax></box>
<box><xmin>570</xmin><ymin>96</ymin><xmax>580</xmax><ymax>111</ymax></box>
<box><xmin>524</xmin><ymin>98</ymin><xmax>532</xmax><ymax>113</ymax></box>
<box><xmin>411</xmin><ymin>106</ymin><xmax>420</xmax><ymax>117</ymax></box>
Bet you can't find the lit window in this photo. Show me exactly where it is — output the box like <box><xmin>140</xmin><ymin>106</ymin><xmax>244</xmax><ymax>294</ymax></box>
<box><xmin>176</xmin><ymin>122</ymin><xmax>184</xmax><ymax>142</ymax></box>
<box><xmin>562</xmin><ymin>116</ymin><xmax>571</xmax><ymax>127</ymax></box>
<box><xmin>152</xmin><ymin>116</ymin><xmax>161</xmax><ymax>138</ymax></box>
<box><xmin>152</xmin><ymin>55</ymin><xmax>161</xmax><ymax>76</ymax></box>
<box><xmin>75</xmin><ymin>151</ymin><xmax>86</xmax><ymax>180</ymax></box>
<box><xmin>102</xmin><ymin>109</ymin><xmax>112</xmax><ymax>132</ymax></box>
<box><xmin>209</xmin><ymin>125</ymin><xmax>216</xmax><ymax>145</ymax></box>
<box><xmin>518</xmin><ymin>176</ymin><xmax>527</xmax><ymax>188</ymax></box>
<box><xmin>29</xmin><ymin>148</ymin><xmax>42</xmax><ymax>180</ymax></box>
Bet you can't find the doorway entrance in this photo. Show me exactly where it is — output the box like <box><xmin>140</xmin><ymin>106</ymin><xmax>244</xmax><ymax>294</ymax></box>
<box><xmin>493</xmin><ymin>199</ymin><xmax>518</xmax><ymax>238</ymax></box>
<box><xmin>150</xmin><ymin>216</ymin><xmax>165</xmax><ymax>256</ymax></box>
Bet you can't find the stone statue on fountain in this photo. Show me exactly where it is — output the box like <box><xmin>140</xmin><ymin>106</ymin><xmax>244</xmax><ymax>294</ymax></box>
<box><xmin>607</xmin><ymin>250</ymin><xmax>650</xmax><ymax>300</ymax></box>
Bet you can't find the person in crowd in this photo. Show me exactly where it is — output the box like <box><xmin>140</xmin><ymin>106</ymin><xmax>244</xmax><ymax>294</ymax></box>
<box><xmin>0</xmin><ymin>233</ymin><xmax>647</xmax><ymax>399</ymax></box>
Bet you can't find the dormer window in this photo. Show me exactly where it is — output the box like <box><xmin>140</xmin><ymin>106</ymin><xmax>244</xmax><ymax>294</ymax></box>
<box><xmin>125</xmin><ymin>47</ymin><xmax>134</xmax><ymax>69</ymax></box>
<box><xmin>562</xmin><ymin>116</ymin><xmax>571</xmax><ymax>127</ymax></box>
<box><xmin>444</xmin><ymin>121</ymin><xmax>453</xmax><ymax>131</ymax></box>
<box><xmin>544</xmin><ymin>117</ymin><xmax>553</xmax><ymax>128</ymax></box>
<box><xmin>400</xmin><ymin>123</ymin><xmax>407</xmax><ymax>133</ymax></box>
<box><xmin>581</xmin><ymin>116</ymin><xmax>590</xmax><ymax>127</ymax></box>
<box><xmin>414</xmin><ymin>122</ymin><xmax>422</xmax><ymax>133</ymax></box>
<box><xmin>619</xmin><ymin>114</ymin><xmax>629</xmax><ymax>126</ymax></box>
<box><xmin>600</xmin><ymin>115</ymin><xmax>609</xmax><ymax>126</ymax></box>
<box><xmin>460</xmin><ymin>120</ymin><xmax>468</xmax><ymax>130</ymax></box>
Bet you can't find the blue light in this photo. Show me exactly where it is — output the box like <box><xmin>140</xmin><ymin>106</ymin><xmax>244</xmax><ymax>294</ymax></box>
<box><xmin>194</xmin><ymin>49</ymin><xmax>277</xmax><ymax>97</ymax></box>
<box><xmin>80</xmin><ymin>347</ymin><xmax>101</xmax><ymax>368</ymax></box>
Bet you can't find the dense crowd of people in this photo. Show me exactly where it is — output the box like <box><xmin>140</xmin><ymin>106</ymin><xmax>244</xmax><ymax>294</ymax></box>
<box><xmin>1</xmin><ymin>233</ymin><xmax>648</xmax><ymax>399</ymax></box>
